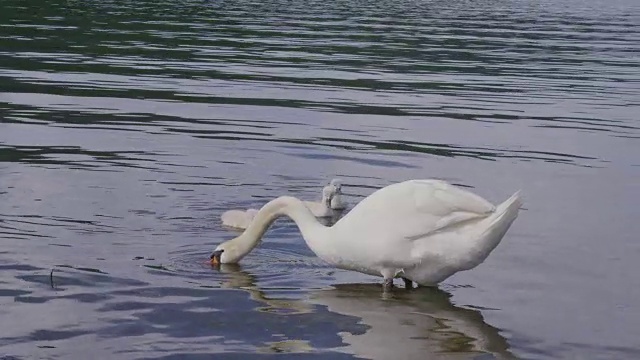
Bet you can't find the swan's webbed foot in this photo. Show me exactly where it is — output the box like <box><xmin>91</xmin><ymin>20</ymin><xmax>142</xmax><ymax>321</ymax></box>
<box><xmin>402</xmin><ymin>277</ymin><xmax>414</xmax><ymax>290</ymax></box>
<box><xmin>382</xmin><ymin>278</ymin><xmax>394</xmax><ymax>292</ymax></box>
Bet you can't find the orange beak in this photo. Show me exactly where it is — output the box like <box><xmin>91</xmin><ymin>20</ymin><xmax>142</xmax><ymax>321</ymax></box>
<box><xmin>210</xmin><ymin>250</ymin><xmax>223</xmax><ymax>267</ymax></box>
<box><xmin>210</xmin><ymin>256</ymin><xmax>219</xmax><ymax>266</ymax></box>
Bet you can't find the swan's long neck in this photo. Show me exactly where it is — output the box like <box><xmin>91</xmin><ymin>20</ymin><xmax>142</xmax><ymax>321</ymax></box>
<box><xmin>230</xmin><ymin>196</ymin><xmax>330</xmax><ymax>262</ymax></box>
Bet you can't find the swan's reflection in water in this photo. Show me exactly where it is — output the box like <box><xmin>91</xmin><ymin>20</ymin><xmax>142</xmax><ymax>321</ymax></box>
<box><xmin>308</xmin><ymin>284</ymin><xmax>516</xmax><ymax>360</ymax></box>
<box><xmin>214</xmin><ymin>264</ymin><xmax>515</xmax><ymax>359</ymax></box>
<box><xmin>215</xmin><ymin>263</ymin><xmax>315</xmax><ymax>316</ymax></box>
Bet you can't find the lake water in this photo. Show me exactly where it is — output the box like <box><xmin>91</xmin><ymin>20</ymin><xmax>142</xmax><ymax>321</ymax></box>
<box><xmin>1</xmin><ymin>0</ymin><xmax>639</xmax><ymax>359</ymax></box>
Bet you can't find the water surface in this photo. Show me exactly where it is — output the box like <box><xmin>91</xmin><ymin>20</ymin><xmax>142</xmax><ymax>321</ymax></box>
<box><xmin>1</xmin><ymin>0</ymin><xmax>640</xmax><ymax>359</ymax></box>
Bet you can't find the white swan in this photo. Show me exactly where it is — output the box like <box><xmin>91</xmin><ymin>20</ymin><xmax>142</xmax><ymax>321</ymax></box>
<box><xmin>220</xmin><ymin>180</ymin><xmax>342</xmax><ymax>230</ymax></box>
<box><xmin>210</xmin><ymin>179</ymin><xmax>522</xmax><ymax>290</ymax></box>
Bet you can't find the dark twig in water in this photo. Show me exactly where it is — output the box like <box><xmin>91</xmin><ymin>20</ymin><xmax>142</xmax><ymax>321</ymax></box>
<box><xmin>50</xmin><ymin>268</ymin><xmax>54</xmax><ymax>289</ymax></box>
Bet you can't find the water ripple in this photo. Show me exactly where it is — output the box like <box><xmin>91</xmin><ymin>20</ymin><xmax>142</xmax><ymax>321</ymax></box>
<box><xmin>1</xmin><ymin>0</ymin><xmax>640</xmax><ymax>359</ymax></box>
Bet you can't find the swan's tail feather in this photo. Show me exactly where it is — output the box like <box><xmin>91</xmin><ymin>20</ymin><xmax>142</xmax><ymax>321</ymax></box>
<box><xmin>455</xmin><ymin>190</ymin><xmax>522</xmax><ymax>271</ymax></box>
<box><xmin>481</xmin><ymin>190</ymin><xmax>522</xmax><ymax>239</ymax></box>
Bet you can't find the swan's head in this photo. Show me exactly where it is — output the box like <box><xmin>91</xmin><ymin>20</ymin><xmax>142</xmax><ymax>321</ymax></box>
<box><xmin>329</xmin><ymin>178</ymin><xmax>343</xmax><ymax>192</ymax></box>
<box><xmin>321</xmin><ymin>185</ymin><xmax>337</xmax><ymax>208</ymax></box>
<box><xmin>327</xmin><ymin>179</ymin><xmax>344</xmax><ymax>210</ymax></box>
<box><xmin>210</xmin><ymin>238</ymin><xmax>245</xmax><ymax>265</ymax></box>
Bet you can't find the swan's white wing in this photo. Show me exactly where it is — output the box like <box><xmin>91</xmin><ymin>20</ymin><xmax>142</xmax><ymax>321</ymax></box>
<box><xmin>413</xmin><ymin>180</ymin><xmax>495</xmax><ymax>233</ymax></box>
<box><xmin>333</xmin><ymin>180</ymin><xmax>495</xmax><ymax>269</ymax></box>
<box><xmin>343</xmin><ymin>180</ymin><xmax>493</xmax><ymax>229</ymax></box>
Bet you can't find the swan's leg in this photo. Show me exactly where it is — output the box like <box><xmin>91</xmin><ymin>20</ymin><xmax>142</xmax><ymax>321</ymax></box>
<box><xmin>382</xmin><ymin>278</ymin><xmax>394</xmax><ymax>292</ymax></box>
<box><xmin>402</xmin><ymin>277</ymin><xmax>413</xmax><ymax>290</ymax></box>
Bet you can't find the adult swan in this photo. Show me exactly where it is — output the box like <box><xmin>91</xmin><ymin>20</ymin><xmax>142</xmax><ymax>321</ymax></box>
<box><xmin>210</xmin><ymin>179</ymin><xmax>522</xmax><ymax>291</ymax></box>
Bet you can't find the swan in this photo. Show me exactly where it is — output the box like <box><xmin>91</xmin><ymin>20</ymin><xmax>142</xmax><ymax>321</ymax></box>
<box><xmin>301</xmin><ymin>184</ymin><xmax>338</xmax><ymax>217</ymax></box>
<box><xmin>210</xmin><ymin>179</ymin><xmax>522</xmax><ymax>291</ymax></box>
<box><xmin>327</xmin><ymin>178</ymin><xmax>347</xmax><ymax>210</ymax></box>
<box><xmin>221</xmin><ymin>179</ymin><xmax>344</xmax><ymax>230</ymax></box>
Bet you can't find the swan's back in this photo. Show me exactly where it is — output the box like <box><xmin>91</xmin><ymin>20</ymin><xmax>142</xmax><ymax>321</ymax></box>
<box><xmin>334</xmin><ymin>180</ymin><xmax>495</xmax><ymax>235</ymax></box>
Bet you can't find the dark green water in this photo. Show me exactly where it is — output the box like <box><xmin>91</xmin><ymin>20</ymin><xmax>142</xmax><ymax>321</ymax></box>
<box><xmin>1</xmin><ymin>0</ymin><xmax>639</xmax><ymax>359</ymax></box>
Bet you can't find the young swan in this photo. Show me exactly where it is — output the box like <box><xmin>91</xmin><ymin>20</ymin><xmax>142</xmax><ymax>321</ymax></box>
<box><xmin>327</xmin><ymin>178</ymin><xmax>346</xmax><ymax>210</ymax></box>
<box><xmin>302</xmin><ymin>185</ymin><xmax>337</xmax><ymax>217</ymax></box>
<box><xmin>210</xmin><ymin>179</ymin><xmax>522</xmax><ymax>292</ymax></box>
<box><xmin>221</xmin><ymin>180</ymin><xmax>342</xmax><ymax>230</ymax></box>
